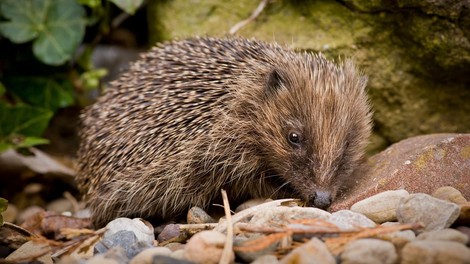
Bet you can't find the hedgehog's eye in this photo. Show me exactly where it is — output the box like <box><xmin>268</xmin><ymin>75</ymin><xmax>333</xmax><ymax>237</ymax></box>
<box><xmin>288</xmin><ymin>131</ymin><xmax>302</xmax><ymax>147</ymax></box>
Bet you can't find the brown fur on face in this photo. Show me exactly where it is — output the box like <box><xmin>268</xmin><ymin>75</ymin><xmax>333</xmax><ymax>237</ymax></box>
<box><xmin>76</xmin><ymin>38</ymin><xmax>372</xmax><ymax>227</ymax></box>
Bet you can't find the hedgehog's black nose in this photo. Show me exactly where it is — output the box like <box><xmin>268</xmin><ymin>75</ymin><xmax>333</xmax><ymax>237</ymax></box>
<box><xmin>313</xmin><ymin>190</ymin><xmax>331</xmax><ymax>209</ymax></box>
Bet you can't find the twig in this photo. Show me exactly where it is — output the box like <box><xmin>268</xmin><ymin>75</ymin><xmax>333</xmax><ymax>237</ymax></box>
<box><xmin>219</xmin><ymin>190</ymin><xmax>233</xmax><ymax>264</ymax></box>
<box><xmin>229</xmin><ymin>0</ymin><xmax>269</xmax><ymax>35</ymax></box>
<box><xmin>214</xmin><ymin>198</ymin><xmax>297</xmax><ymax>233</ymax></box>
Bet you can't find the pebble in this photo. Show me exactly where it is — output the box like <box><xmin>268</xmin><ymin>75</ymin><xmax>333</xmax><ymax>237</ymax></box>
<box><xmin>396</xmin><ymin>193</ymin><xmax>460</xmax><ymax>232</ymax></box>
<box><xmin>416</xmin><ymin>228</ymin><xmax>469</xmax><ymax>244</ymax></box>
<box><xmin>87</xmin><ymin>247</ymin><xmax>128</xmax><ymax>264</ymax></box>
<box><xmin>183</xmin><ymin>230</ymin><xmax>234</xmax><ymax>264</ymax></box>
<box><xmin>350</xmin><ymin>189</ymin><xmax>409</xmax><ymax>223</ymax></box>
<box><xmin>340</xmin><ymin>238</ymin><xmax>397</xmax><ymax>264</ymax></box>
<box><xmin>187</xmin><ymin>206</ymin><xmax>215</xmax><ymax>224</ymax></box>
<box><xmin>401</xmin><ymin>240</ymin><xmax>470</xmax><ymax>264</ymax></box>
<box><xmin>129</xmin><ymin>247</ymin><xmax>172</xmax><ymax>264</ymax></box>
<box><xmin>250</xmin><ymin>206</ymin><xmax>330</xmax><ymax>226</ymax></box>
<box><xmin>432</xmin><ymin>186</ymin><xmax>467</xmax><ymax>205</ymax></box>
<box><xmin>94</xmin><ymin>230</ymin><xmax>152</xmax><ymax>259</ymax></box>
<box><xmin>46</xmin><ymin>198</ymin><xmax>73</xmax><ymax>213</ymax></box>
<box><xmin>456</xmin><ymin>226</ymin><xmax>470</xmax><ymax>246</ymax></box>
<box><xmin>164</xmin><ymin>242</ymin><xmax>185</xmax><ymax>251</ymax></box>
<box><xmin>234</xmin><ymin>234</ymin><xmax>278</xmax><ymax>262</ymax></box>
<box><xmin>157</xmin><ymin>224</ymin><xmax>181</xmax><ymax>243</ymax></box>
<box><xmin>457</xmin><ymin>202</ymin><xmax>470</xmax><ymax>225</ymax></box>
<box><xmin>170</xmin><ymin>249</ymin><xmax>186</xmax><ymax>260</ymax></box>
<box><xmin>105</xmin><ymin>218</ymin><xmax>155</xmax><ymax>244</ymax></box>
<box><xmin>380</xmin><ymin>222</ymin><xmax>416</xmax><ymax>249</ymax></box>
<box><xmin>251</xmin><ymin>254</ymin><xmax>280</xmax><ymax>264</ymax></box>
<box><xmin>280</xmin><ymin>237</ymin><xmax>335</xmax><ymax>264</ymax></box>
<box><xmin>235</xmin><ymin>199</ymin><xmax>269</xmax><ymax>212</ymax></box>
<box><xmin>327</xmin><ymin>210</ymin><xmax>376</xmax><ymax>231</ymax></box>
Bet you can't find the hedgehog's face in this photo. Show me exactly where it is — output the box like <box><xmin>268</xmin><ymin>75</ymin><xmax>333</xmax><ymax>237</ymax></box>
<box><xmin>254</xmin><ymin>61</ymin><xmax>371</xmax><ymax>209</ymax></box>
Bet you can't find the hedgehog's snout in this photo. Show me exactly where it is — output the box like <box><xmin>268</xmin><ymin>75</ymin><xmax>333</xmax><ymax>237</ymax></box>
<box><xmin>311</xmin><ymin>190</ymin><xmax>332</xmax><ymax>210</ymax></box>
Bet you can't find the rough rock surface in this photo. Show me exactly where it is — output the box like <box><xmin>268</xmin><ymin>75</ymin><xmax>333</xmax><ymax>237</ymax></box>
<box><xmin>331</xmin><ymin>133</ymin><xmax>470</xmax><ymax>211</ymax></box>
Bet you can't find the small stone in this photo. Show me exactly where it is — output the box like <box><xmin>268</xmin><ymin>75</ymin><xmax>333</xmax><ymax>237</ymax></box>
<box><xmin>397</xmin><ymin>193</ymin><xmax>460</xmax><ymax>232</ymax></box>
<box><xmin>380</xmin><ymin>223</ymin><xmax>416</xmax><ymax>250</ymax></box>
<box><xmin>6</xmin><ymin>241</ymin><xmax>52</xmax><ymax>264</ymax></box>
<box><xmin>432</xmin><ymin>186</ymin><xmax>467</xmax><ymax>205</ymax></box>
<box><xmin>87</xmin><ymin>247</ymin><xmax>128</xmax><ymax>264</ymax></box>
<box><xmin>130</xmin><ymin>247</ymin><xmax>172</xmax><ymax>264</ymax></box>
<box><xmin>234</xmin><ymin>234</ymin><xmax>278</xmax><ymax>262</ymax></box>
<box><xmin>340</xmin><ymin>238</ymin><xmax>397</xmax><ymax>264</ymax></box>
<box><xmin>105</xmin><ymin>218</ymin><xmax>155</xmax><ymax>245</ymax></box>
<box><xmin>328</xmin><ymin>210</ymin><xmax>376</xmax><ymax>231</ymax></box>
<box><xmin>187</xmin><ymin>206</ymin><xmax>215</xmax><ymax>224</ymax></box>
<box><xmin>456</xmin><ymin>226</ymin><xmax>470</xmax><ymax>246</ymax></box>
<box><xmin>416</xmin><ymin>228</ymin><xmax>469</xmax><ymax>244</ymax></box>
<box><xmin>280</xmin><ymin>237</ymin><xmax>335</xmax><ymax>264</ymax></box>
<box><xmin>157</xmin><ymin>224</ymin><xmax>182</xmax><ymax>243</ymax></box>
<box><xmin>170</xmin><ymin>249</ymin><xmax>186</xmax><ymax>260</ymax></box>
<box><xmin>401</xmin><ymin>240</ymin><xmax>470</xmax><ymax>264</ymax></box>
<box><xmin>235</xmin><ymin>199</ymin><xmax>269</xmax><ymax>212</ymax></box>
<box><xmin>250</xmin><ymin>206</ymin><xmax>330</xmax><ymax>226</ymax></box>
<box><xmin>165</xmin><ymin>242</ymin><xmax>185</xmax><ymax>251</ymax></box>
<box><xmin>17</xmin><ymin>205</ymin><xmax>43</xmax><ymax>224</ymax></box>
<box><xmin>251</xmin><ymin>254</ymin><xmax>280</xmax><ymax>264</ymax></box>
<box><xmin>183</xmin><ymin>230</ymin><xmax>234</xmax><ymax>264</ymax></box>
<box><xmin>46</xmin><ymin>198</ymin><xmax>73</xmax><ymax>213</ymax></box>
<box><xmin>3</xmin><ymin>203</ymin><xmax>18</xmax><ymax>223</ymax></box>
<box><xmin>95</xmin><ymin>230</ymin><xmax>152</xmax><ymax>259</ymax></box>
<box><xmin>350</xmin><ymin>190</ymin><xmax>409</xmax><ymax>223</ymax></box>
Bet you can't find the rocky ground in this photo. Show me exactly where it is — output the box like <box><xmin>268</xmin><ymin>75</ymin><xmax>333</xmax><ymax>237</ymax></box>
<box><xmin>1</xmin><ymin>133</ymin><xmax>469</xmax><ymax>263</ymax></box>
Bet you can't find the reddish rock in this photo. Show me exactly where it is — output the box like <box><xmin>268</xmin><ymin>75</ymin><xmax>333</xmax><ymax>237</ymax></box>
<box><xmin>331</xmin><ymin>133</ymin><xmax>470</xmax><ymax>211</ymax></box>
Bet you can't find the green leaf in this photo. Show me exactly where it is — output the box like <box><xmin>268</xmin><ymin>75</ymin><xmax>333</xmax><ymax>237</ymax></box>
<box><xmin>78</xmin><ymin>0</ymin><xmax>102</xmax><ymax>9</ymax></box>
<box><xmin>0</xmin><ymin>103</ymin><xmax>53</xmax><ymax>139</ymax></box>
<box><xmin>0</xmin><ymin>0</ymin><xmax>86</xmax><ymax>66</ymax></box>
<box><xmin>4</xmin><ymin>77</ymin><xmax>75</xmax><ymax>112</ymax></box>
<box><xmin>0</xmin><ymin>0</ymin><xmax>46</xmax><ymax>43</ymax></box>
<box><xmin>110</xmin><ymin>0</ymin><xmax>144</xmax><ymax>15</ymax></box>
<box><xmin>0</xmin><ymin>82</ymin><xmax>5</xmax><ymax>96</ymax></box>
<box><xmin>17</xmin><ymin>136</ymin><xmax>50</xmax><ymax>148</ymax></box>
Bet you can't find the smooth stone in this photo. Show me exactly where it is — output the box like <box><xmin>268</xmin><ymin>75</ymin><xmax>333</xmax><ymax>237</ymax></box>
<box><xmin>183</xmin><ymin>230</ymin><xmax>234</xmax><ymax>264</ymax></box>
<box><xmin>170</xmin><ymin>249</ymin><xmax>186</xmax><ymax>260</ymax></box>
<box><xmin>280</xmin><ymin>237</ymin><xmax>335</xmax><ymax>264</ymax></box>
<box><xmin>235</xmin><ymin>199</ymin><xmax>269</xmax><ymax>212</ymax></box>
<box><xmin>157</xmin><ymin>224</ymin><xmax>181</xmax><ymax>243</ymax></box>
<box><xmin>327</xmin><ymin>210</ymin><xmax>376</xmax><ymax>231</ymax></box>
<box><xmin>95</xmin><ymin>230</ymin><xmax>152</xmax><ymax>259</ymax></box>
<box><xmin>251</xmin><ymin>254</ymin><xmax>280</xmax><ymax>264</ymax></box>
<box><xmin>87</xmin><ymin>247</ymin><xmax>128</xmax><ymax>264</ymax></box>
<box><xmin>250</xmin><ymin>207</ymin><xmax>330</xmax><ymax>226</ymax></box>
<box><xmin>187</xmin><ymin>206</ymin><xmax>215</xmax><ymax>224</ymax></box>
<box><xmin>105</xmin><ymin>218</ymin><xmax>155</xmax><ymax>244</ymax></box>
<box><xmin>234</xmin><ymin>234</ymin><xmax>278</xmax><ymax>263</ymax></box>
<box><xmin>401</xmin><ymin>240</ymin><xmax>470</xmax><ymax>264</ymax></box>
<box><xmin>340</xmin><ymin>238</ymin><xmax>397</xmax><ymax>264</ymax></box>
<box><xmin>397</xmin><ymin>193</ymin><xmax>460</xmax><ymax>232</ymax></box>
<box><xmin>455</xmin><ymin>226</ymin><xmax>470</xmax><ymax>246</ymax></box>
<box><xmin>350</xmin><ymin>189</ymin><xmax>409</xmax><ymax>223</ymax></box>
<box><xmin>380</xmin><ymin>223</ymin><xmax>416</xmax><ymax>249</ymax></box>
<box><xmin>432</xmin><ymin>186</ymin><xmax>467</xmax><ymax>205</ymax></box>
<box><xmin>130</xmin><ymin>247</ymin><xmax>172</xmax><ymax>264</ymax></box>
<box><xmin>164</xmin><ymin>242</ymin><xmax>185</xmax><ymax>251</ymax></box>
<box><xmin>416</xmin><ymin>228</ymin><xmax>469</xmax><ymax>244</ymax></box>
<box><xmin>46</xmin><ymin>198</ymin><xmax>73</xmax><ymax>213</ymax></box>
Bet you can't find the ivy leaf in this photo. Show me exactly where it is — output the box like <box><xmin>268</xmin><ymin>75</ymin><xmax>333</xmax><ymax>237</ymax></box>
<box><xmin>0</xmin><ymin>0</ymin><xmax>86</xmax><ymax>66</ymax></box>
<box><xmin>110</xmin><ymin>0</ymin><xmax>144</xmax><ymax>15</ymax></box>
<box><xmin>4</xmin><ymin>77</ymin><xmax>75</xmax><ymax>112</ymax></box>
<box><xmin>0</xmin><ymin>103</ymin><xmax>53</xmax><ymax>139</ymax></box>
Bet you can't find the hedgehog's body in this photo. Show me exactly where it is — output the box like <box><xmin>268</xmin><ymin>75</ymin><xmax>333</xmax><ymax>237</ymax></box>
<box><xmin>77</xmin><ymin>38</ymin><xmax>372</xmax><ymax>227</ymax></box>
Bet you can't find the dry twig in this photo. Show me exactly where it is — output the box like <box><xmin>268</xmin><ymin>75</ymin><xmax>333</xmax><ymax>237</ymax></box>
<box><xmin>220</xmin><ymin>190</ymin><xmax>233</xmax><ymax>264</ymax></box>
<box><xmin>229</xmin><ymin>0</ymin><xmax>269</xmax><ymax>35</ymax></box>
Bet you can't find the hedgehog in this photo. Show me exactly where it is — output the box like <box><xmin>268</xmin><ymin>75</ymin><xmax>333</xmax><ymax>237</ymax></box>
<box><xmin>76</xmin><ymin>37</ymin><xmax>372</xmax><ymax>227</ymax></box>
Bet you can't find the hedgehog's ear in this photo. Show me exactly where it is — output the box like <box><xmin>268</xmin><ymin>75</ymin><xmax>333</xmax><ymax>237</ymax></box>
<box><xmin>265</xmin><ymin>68</ymin><xmax>287</xmax><ymax>97</ymax></box>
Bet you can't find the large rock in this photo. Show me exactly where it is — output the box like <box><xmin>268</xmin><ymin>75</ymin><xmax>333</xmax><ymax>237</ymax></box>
<box><xmin>331</xmin><ymin>133</ymin><xmax>470</xmax><ymax>211</ymax></box>
<box><xmin>147</xmin><ymin>0</ymin><xmax>470</xmax><ymax>151</ymax></box>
